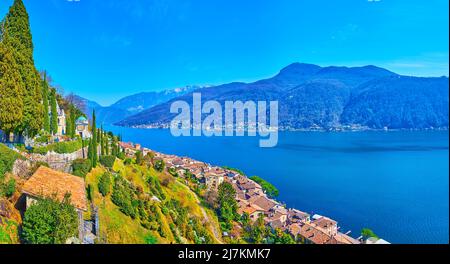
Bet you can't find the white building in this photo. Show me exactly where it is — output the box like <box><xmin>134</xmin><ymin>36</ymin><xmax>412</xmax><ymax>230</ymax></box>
<box><xmin>75</xmin><ymin>116</ymin><xmax>92</xmax><ymax>138</ymax></box>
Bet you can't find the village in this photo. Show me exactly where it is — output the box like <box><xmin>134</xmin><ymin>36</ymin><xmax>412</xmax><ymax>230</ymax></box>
<box><xmin>116</xmin><ymin>141</ymin><xmax>388</xmax><ymax>245</ymax></box>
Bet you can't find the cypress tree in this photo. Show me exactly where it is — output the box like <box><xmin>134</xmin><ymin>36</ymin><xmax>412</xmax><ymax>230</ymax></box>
<box><xmin>3</xmin><ymin>0</ymin><xmax>43</xmax><ymax>137</ymax></box>
<box><xmin>111</xmin><ymin>136</ymin><xmax>117</xmax><ymax>156</ymax></box>
<box><xmin>0</xmin><ymin>37</ymin><xmax>24</xmax><ymax>140</ymax></box>
<box><xmin>65</xmin><ymin>111</ymin><xmax>72</xmax><ymax>138</ymax></box>
<box><xmin>70</xmin><ymin>106</ymin><xmax>76</xmax><ymax>138</ymax></box>
<box><xmin>87</xmin><ymin>138</ymin><xmax>93</xmax><ymax>160</ymax></box>
<box><xmin>100</xmin><ymin>126</ymin><xmax>105</xmax><ymax>156</ymax></box>
<box><xmin>50</xmin><ymin>88</ymin><xmax>58</xmax><ymax>135</ymax></box>
<box><xmin>81</xmin><ymin>137</ymin><xmax>85</xmax><ymax>159</ymax></box>
<box><xmin>105</xmin><ymin>133</ymin><xmax>110</xmax><ymax>155</ymax></box>
<box><xmin>91</xmin><ymin>110</ymin><xmax>97</xmax><ymax>167</ymax></box>
<box><xmin>42</xmin><ymin>72</ymin><xmax>50</xmax><ymax>133</ymax></box>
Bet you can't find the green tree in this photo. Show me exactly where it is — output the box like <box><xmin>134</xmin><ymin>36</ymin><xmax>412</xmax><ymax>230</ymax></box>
<box><xmin>100</xmin><ymin>127</ymin><xmax>104</xmax><ymax>156</ymax></box>
<box><xmin>240</xmin><ymin>212</ymin><xmax>250</xmax><ymax>228</ymax></box>
<box><xmin>98</xmin><ymin>172</ymin><xmax>111</xmax><ymax>197</ymax></box>
<box><xmin>251</xmin><ymin>214</ymin><xmax>266</xmax><ymax>244</ymax></box>
<box><xmin>135</xmin><ymin>150</ymin><xmax>143</xmax><ymax>165</ymax></box>
<box><xmin>217</xmin><ymin>182</ymin><xmax>238</xmax><ymax>230</ymax></box>
<box><xmin>144</xmin><ymin>234</ymin><xmax>158</xmax><ymax>244</ymax></box>
<box><xmin>249</xmin><ymin>176</ymin><xmax>279</xmax><ymax>198</ymax></box>
<box><xmin>49</xmin><ymin>88</ymin><xmax>58</xmax><ymax>135</ymax></box>
<box><xmin>154</xmin><ymin>159</ymin><xmax>165</xmax><ymax>172</ymax></box>
<box><xmin>87</xmin><ymin>138</ymin><xmax>93</xmax><ymax>161</ymax></box>
<box><xmin>104</xmin><ymin>132</ymin><xmax>110</xmax><ymax>155</ymax></box>
<box><xmin>54</xmin><ymin>195</ymin><xmax>79</xmax><ymax>244</ymax></box>
<box><xmin>0</xmin><ymin>38</ymin><xmax>23</xmax><ymax>139</ymax></box>
<box><xmin>91</xmin><ymin>110</ymin><xmax>97</xmax><ymax>167</ymax></box>
<box><xmin>65</xmin><ymin>110</ymin><xmax>72</xmax><ymax>138</ymax></box>
<box><xmin>3</xmin><ymin>0</ymin><xmax>43</xmax><ymax>137</ymax></box>
<box><xmin>3</xmin><ymin>178</ymin><xmax>16</xmax><ymax>197</ymax></box>
<box><xmin>69</xmin><ymin>106</ymin><xmax>77</xmax><ymax>138</ymax></box>
<box><xmin>361</xmin><ymin>228</ymin><xmax>378</xmax><ymax>240</ymax></box>
<box><xmin>71</xmin><ymin>158</ymin><xmax>92</xmax><ymax>178</ymax></box>
<box><xmin>41</xmin><ymin>72</ymin><xmax>50</xmax><ymax>133</ymax></box>
<box><xmin>217</xmin><ymin>182</ymin><xmax>237</xmax><ymax>212</ymax></box>
<box><xmin>272</xmin><ymin>228</ymin><xmax>295</xmax><ymax>244</ymax></box>
<box><xmin>21</xmin><ymin>194</ymin><xmax>78</xmax><ymax>244</ymax></box>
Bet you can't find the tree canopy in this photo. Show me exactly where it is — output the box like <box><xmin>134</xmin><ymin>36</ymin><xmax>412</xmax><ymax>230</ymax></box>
<box><xmin>2</xmin><ymin>0</ymin><xmax>43</xmax><ymax>137</ymax></box>
<box><xmin>0</xmin><ymin>0</ymin><xmax>43</xmax><ymax>137</ymax></box>
<box><xmin>21</xmin><ymin>194</ymin><xmax>79</xmax><ymax>244</ymax></box>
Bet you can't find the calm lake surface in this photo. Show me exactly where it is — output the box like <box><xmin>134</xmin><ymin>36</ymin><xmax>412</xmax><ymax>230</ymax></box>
<box><xmin>105</xmin><ymin>126</ymin><xmax>449</xmax><ymax>244</ymax></box>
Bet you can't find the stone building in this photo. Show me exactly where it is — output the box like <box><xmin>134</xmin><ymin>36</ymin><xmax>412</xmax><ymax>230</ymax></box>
<box><xmin>21</xmin><ymin>166</ymin><xmax>88</xmax><ymax>242</ymax></box>
<box><xmin>75</xmin><ymin>116</ymin><xmax>91</xmax><ymax>139</ymax></box>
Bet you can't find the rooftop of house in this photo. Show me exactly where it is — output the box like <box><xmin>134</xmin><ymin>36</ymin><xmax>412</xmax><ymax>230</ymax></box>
<box><xmin>172</xmin><ymin>158</ymin><xmax>184</xmax><ymax>166</ymax></box>
<box><xmin>22</xmin><ymin>166</ymin><xmax>88</xmax><ymax>211</ymax></box>
<box><xmin>273</xmin><ymin>206</ymin><xmax>289</xmax><ymax>215</ymax></box>
<box><xmin>249</xmin><ymin>195</ymin><xmax>277</xmax><ymax>212</ymax></box>
<box><xmin>240</xmin><ymin>180</ymin><xmax>261</xmax><ymax>191</ymax></box>
<box><xmin>118</xmin><ymin>142</ymin><xmax>134</xmax><ymax>149</ymax></box>
<box><xmin>288</xmin><ymin>209</ymin><xmax>310</xmax><ymax>221</ymax></box>
<box><xmin>246</xmin><ymin>188</ymin><xmax>264</xmax><ymax>198</ymax></box>
<box><xmin>311</xmin><ymin>216</ymin><xmax>337</xmax><ymax>230</ymax></box>
<box><xmin>298</xmin><ymin>223</ymin><xmax>335</xmax><ymax>244</ymax></box>
<box><xmin>237</xmin><ymin>204</ymin><xmax>262</xmax><ymax>216</ymax></box>
<box><xmin>288</xmin><ymin>223</ymin><xmax>302</xmax><ymax>236</ymax></box>
<box><xmin>334</xmin><ymin>232</ymin><xmax>361</xmax><ymax>244</ymax></box>
<box><xmin>269</xmin><ymin>219</ymin><xmax>285</xmax><ymax>230</ymax></box>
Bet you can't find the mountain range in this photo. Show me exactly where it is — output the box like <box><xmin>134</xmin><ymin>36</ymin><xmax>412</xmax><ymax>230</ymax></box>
<box><xmin>82</xmin><ymin>63</ymin><xmax>449</xmax><ymax>130</ymax></box>
<box><xmin>77</xmin><ymin>86</ymin><xmax>200</xmax><ymax>125</ymax></box>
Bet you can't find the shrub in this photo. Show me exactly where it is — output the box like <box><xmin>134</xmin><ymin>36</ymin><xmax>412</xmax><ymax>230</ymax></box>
<box><xmin>148</xmin><ymin>176</ymin><xmax>166</xmax><ymax>201</ymax></box>
<box><xmin>154</xmin><ymin>159</ymin><xmax>165</xmax><ymax>172</ymax></box>
<box><xmin>21</xmin><ymin>195</ymin><xmax>78</xmax><ymax>244</ymax></box>
<box><xmin>0</xmin><ymin>144</ymin><xmax>21</xmax><ymax>178</ymax></box>
<box><xmin>35</xmin><ymin>135</ymin><xmax>50</xmax><ymax>144</ymax></box>
<box><xmin>249</xmin><ymin>176</ymin><xmax>279</xmax><ymax>198</ymax></box>
<box><xmin>53</xmin><ymin>140</ymin><xmax>82</xmax><ymax>154</ymax></box>
<box><xmin>31</xmin><ymin>139</ymin><xmax>83</xmax><ymax>155</ymax></box>
<box><xmin>3</xmin><ymin>178</ymin><xmax>15</xmax><ymax>198</ymax></box>
<box><xmin>31</xmin><ymin>146</ymin><xmax>49</xmax><ymax>155</ymax></box>
<box><xmin>98</xmin><ymin>172</ymin><xmax>112</xmax><ymax>197</ymax></box>
<box><xmin>135</xmin><ymin>151</ymin><xmax>143</xmax><ymax>165</ymax></box>
<box><xmin>361</xmin><ymin>228</ymin><xmax>378</xmax><ymax>239</ymax></box>
<box><xmin>124</xmin><ymin>158</ymin><xmax>133</xmax><ymax>165</ymax></box>
<box><xmin>99</xmin><ymin>155</ymin><xmax>116</xmax><ymax>168</ymax></box>
<box><xmin>71</xmin><ymin>159</ymin><xmax>92</xmax><ymax>178</ymax></box>
<box><xmin>111</xmin><ymin>176</ymin><xmax>137</xmax><ymax>218</ymax></box>
<box><xmin>86</xmin><ymin>184</ymin><xmax>93</xmax><ymax>201</ymax></box>
<box><xmin>168</xmin><ymin>167</ymin><xmax>178</xmax><ymax>177</ymax></box>
<box><xmin>116</xmin><ymin>152</ymin><xmax>125</xmax><ymax>160</ymax></box>
<box><xmin>1</xmin><ymin>144</ymin><xmax>21</xmax><ymax>198</ymax></box>
<box><xmin>144</xmin><ymin>234</ymin><xmax>158</xmax><ymax>244</ymax></box>
<box><xmin>161</xmin><ymin>176</ymin><xmax>173</xmax><ymax>187</ymax></box>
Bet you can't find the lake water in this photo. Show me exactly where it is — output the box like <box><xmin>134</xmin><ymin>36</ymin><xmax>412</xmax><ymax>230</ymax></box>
<box><xmin>105</xmin><ymin>126</ymin><xmax>449</xmax><ymax>244</ymax></box>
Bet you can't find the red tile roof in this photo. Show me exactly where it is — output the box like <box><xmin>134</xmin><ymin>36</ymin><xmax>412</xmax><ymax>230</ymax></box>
<box><xmin>22</xmin><ymin>166</ymin><xmax>88</xmax><ymax>211</ymax></box>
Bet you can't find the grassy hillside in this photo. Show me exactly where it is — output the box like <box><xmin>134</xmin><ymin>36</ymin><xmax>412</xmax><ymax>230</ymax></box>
<box><xmin>0</xmin><ymin>144</ymin><xmax>23</xmax><ymax>244</ymax></box>
<box><xmin>85</xmin><ymin>159</ymin><xmax>222</xmax><ymax>244</ymax></box>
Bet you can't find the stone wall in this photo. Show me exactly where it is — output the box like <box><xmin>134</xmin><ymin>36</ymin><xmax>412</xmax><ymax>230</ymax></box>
<box><xmin>31</xmin><ymin>147</ymin><xmax>88</xmax><ymax>173</ymax></box>
<box><xmin>13</xmin><ymin>147</ymin><xmax>88</xmax><ymax>175</ymax></box>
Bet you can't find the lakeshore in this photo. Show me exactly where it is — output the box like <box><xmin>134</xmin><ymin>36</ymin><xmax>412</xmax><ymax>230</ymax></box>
<box><xmin>106</xmin><ymin>126</ymin><xmax>450</xmax><ymax>244</ymax></box>
<box><xmin>118</xmin><ymin>141</ymin><xmax>363</xmax><ymax>244</ymax></box>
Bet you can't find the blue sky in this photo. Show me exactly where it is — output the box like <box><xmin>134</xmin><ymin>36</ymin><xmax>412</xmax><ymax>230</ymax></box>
<box><xmin>1</xmin><ymin>0</ymin><xmax>448</xmax><ymax>105</ymax></box>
